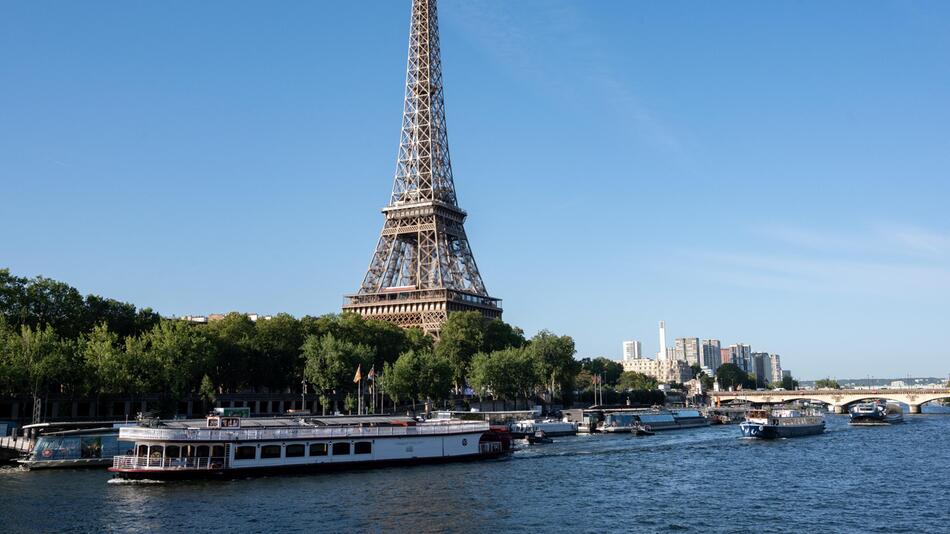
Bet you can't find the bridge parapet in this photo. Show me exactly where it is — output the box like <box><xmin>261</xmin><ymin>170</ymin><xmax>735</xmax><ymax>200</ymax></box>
<box><xmin>709</xmin><ymin>388</ymin><xmax>950</xmax><ymax>414</ymax></box>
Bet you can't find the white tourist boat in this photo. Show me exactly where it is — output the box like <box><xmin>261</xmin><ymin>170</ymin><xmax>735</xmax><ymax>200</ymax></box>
<box><xmin>109</xmin><ymin>414</ymin><xmax>511</xmax><ymax>480</ymax></box>
<box><xmin>508</xmin><ymin>419</ymin><xmax>578</xmax><ymax>438</ymax></box>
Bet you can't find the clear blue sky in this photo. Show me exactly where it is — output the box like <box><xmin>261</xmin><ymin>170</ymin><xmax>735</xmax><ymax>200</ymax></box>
<box><xmin>2</xmin><ymin>1</ymin><xmax>948</xmax><ymax>380</ymax></box>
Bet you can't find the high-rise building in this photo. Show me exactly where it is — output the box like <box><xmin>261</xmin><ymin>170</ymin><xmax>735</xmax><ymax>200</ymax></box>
<box><xmin>702</xmin><ymin>339</ymin><xmax>722</xmax><ymax>371</ymax></box>
<box><xmin>674</xmin><ymin>337</ymin><xmax>701</xmax><ymax>365</ymax></box>
<box><xmin>770</xmin><ymin>354</ymin><xmax>783</xmax><ymax>383</ymax></box>
<box><xmin>751</xmin><ymin>352</ymin><xmax>769</xmax><ymax>385</ymax></box>
<box><xmin>657</xmin><ymin>321</ymin><xmax>667</xmax><ymax>360</ymax></box>
<box><xmin>720</xmin><ymin>348</ymin><xmax>731</xmax><ymax>365</ymax></box>
<box><xmin>729</xmin><ymin>344</ymin><xmax>752</xmax><ymax>371</ymax></box>
<box><xmin>622</xmin><ymin>340</ymin><xmax>642</xmax><ymax>361</ymax></box>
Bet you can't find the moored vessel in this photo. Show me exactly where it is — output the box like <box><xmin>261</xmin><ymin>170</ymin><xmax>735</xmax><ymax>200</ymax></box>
<box><xmin>600</xmin><ymin>408</ymin><xmax>710</xmax><ymax>433</ymax></box>
<box><xmin>740</xmin><ymin>408</ymin><xmax>825</xmax><ymax>439</ymax></box>
<box><xmin>849</xmin><ymin>400</ymin><xmax>904</xmax><ymax>425</ymax></box>
<box><xmin>17</xmin><ymin>421</ymin><xmax>136</xmax><ymax>470</ymax></box>
<box><xmin>509</xmin><ymin>419</ymin><xmax>577</xmax><ymax>438</ymax></box>
<box><xmin>109</xmin><ymin>414</ymin><xmax>511</xmax><ymax>480</ymax></box>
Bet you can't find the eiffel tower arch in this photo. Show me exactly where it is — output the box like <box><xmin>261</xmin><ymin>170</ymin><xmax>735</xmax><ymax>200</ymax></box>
<box><xmin>343</xmin><ymin>0</ymin><xmax>502</xmax><ymax>336</ymax></box>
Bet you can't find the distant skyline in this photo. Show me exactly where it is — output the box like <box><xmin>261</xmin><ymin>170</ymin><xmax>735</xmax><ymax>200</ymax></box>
<box><xmin>2</xmin><ymin>1</ymin><xmax>949</xmax><ymax>379</ymax></box>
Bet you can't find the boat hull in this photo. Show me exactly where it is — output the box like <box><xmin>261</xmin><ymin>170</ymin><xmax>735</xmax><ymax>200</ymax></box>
<box><xmin>849</xmin><ymin>413</ymin><xmax>904</xmax><ymax>426</ymax></box>
<box><xmin>109</xmin><ymin>450</ymin><xmax>508</xmax><ymax>480</ymax></box>
<box><xmin>740</xmin><ymin>421</ymin><xmax>825</xmax><ymax>439</ymax></box>
<box><xmin>18</xmin><ymin>458</ymin><xmax>114</xmax><ymax>470</ymax></box>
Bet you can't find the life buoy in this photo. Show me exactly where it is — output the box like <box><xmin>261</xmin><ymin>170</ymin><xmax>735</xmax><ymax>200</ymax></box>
<box><xmin>42</xmin><ymin>449</ymin><xmax>53</xmax><ymax>458</ymax></box>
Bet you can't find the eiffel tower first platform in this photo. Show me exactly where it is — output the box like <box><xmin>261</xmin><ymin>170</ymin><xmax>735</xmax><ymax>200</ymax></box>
<box><xmin>343</xmin><ymin>0</ymin><xmax>502</xmax><ymax>335</ymax></box>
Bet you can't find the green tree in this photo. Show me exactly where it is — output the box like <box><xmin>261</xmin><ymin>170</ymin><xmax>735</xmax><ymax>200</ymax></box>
<box><xmin>780</xmin><ymin>373</ymin><xmax>799</xmax><ymax>390</ymax></box>
<box><xmin>403</xmin><ymin>327</ymin><xmax>434</xmax><ymax>353</ymax></box>
<box><xmin>384</xmin><ymin>349</ymin><xmax>453</xmax><ymax>412</ymax></box>
<box><xmin>80</xmin><ymin>323</ymin><xmax>123</xmax><ymax>397</ymax></box>
<box><xmin>199</xmin><ymin>374</ymin><xmax>217</xmax><ymax>409</ymax></box>
<box><xmin>302</xmin><ymin>333</ymin><xmax>372</xmax><ymax>414</ymax></box>
<box><xmin>5</xmin><ymin>324</ymin><xmax>83</xmax><ymax>416</ymax></box>
<box><xmin>715</xmin><ymin>363</ymin><xmax>755</xmax><ymax>390</ymax></box>
<box><xmin>469</xmin><ymin>347</ymin><xmax>538</xmax><ymax>402</ymax></box>
<box><xmin>689</xmin><ymin>363</ymin><xmax>702</xmax><ymax>380</ymax></box>
<box><xmin>528</xmin><ymin>330</ymin><xmax>577</xmax><ymax>401</ymax></box>
<box><xmin>482</xmin><ymin>319</ymin><xmax>526</xmax><ymax>352</ymax></box>
<box><xmin>253</xmin><ymin>313</ymin><xmax>303</xmax><ymax>391</ymax></box>
<box><xmin>580</xmin><ymin>357</ymin><xmax>623</xmax><ymax>386</ymax></box>
<box><xmin>140</xmin><ymin>320</ymin><xmax>216</xmax><ymax>411</ymax></box>
<box><xmin>201</xmin><ymin>313</ymin><xmax>258</xmax><ymax>391</ymax></box>
<box><xmin>815</xmin><ymin>378</ymin><xmax>841</xmax><ymax>390</ymax></box>
<box><xmin>435</xmin><ymin>312</ymin><xmax>488</xmax><ymax>391</ymax></box>
<box><xmin>617</xmin><ymin>371</ymin><xmax>658</xmax><ymax>391</ymax></box>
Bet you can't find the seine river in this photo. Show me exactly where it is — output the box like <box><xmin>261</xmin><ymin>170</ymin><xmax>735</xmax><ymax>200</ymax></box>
<box><xmin>2</xmin><ymin>411</ymin><xmax>948</xmax><ymax>533</ymax></box>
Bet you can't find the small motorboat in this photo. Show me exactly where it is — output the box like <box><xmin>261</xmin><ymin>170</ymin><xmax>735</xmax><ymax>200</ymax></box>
<box><xmin>634</xmin><ymin>425</ymin><xmax>654</xmax><ymax>436</ymax></box>
<box><xmin>525</xmin><ymin>430</ymin><xmax>553</xmax><ymax>445</ymax></box>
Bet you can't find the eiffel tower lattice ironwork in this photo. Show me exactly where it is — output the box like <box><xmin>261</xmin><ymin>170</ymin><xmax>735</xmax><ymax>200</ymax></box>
<box><xmin>343</xmin><ymin>0</ymin><xmax>501</xmax><ymax>335</ymax></box>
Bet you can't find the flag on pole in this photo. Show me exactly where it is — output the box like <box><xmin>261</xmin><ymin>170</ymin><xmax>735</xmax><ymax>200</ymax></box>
<box><xmin>367</xmin><ymin>365</ymin><xmax>376</xmax><ymax>382</ymax></box>
<box><xmin>353</xmin><ymin>364</ymin><xmax>362</xmax><ymax>384</ymax></box>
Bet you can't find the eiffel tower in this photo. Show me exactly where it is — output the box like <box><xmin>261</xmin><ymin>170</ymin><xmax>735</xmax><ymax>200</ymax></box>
<box><xmin>343</xmin><ymin>0</ymin><xmax>502</xmax><ymax>335</ymax></box>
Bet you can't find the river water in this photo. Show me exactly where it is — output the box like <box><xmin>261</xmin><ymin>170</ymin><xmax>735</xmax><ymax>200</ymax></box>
<box><xmin>2</xmin><ymin>412</ymin><xmax>949</xmax><ymax>533</ymax></box>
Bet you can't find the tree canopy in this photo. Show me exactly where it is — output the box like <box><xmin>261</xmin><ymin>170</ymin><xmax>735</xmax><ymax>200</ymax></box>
<box><xmin>382</xmin><ymin>349</ymin><xmax>453</xmax><ymax>409</ymax></box>
<box><xmin>715</xmin><ymin>363</ymin><xmax>756</xmax><ymax>390</ymax></box>
<box><xmin>815</xmin><ymin>378</ymin><xmax>841</xmax><ymax>390</ymax></box>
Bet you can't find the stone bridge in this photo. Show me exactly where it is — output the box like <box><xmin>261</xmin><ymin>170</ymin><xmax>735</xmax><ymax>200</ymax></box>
<box><xmin>710</xmin><ymin>388</ymin><xmax>950</xmax><ymax>414</ymax></box>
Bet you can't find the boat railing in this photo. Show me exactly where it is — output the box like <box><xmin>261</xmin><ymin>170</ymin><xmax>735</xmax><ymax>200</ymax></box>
<box><xmin>768</xmin><ymin>416</ymin><xmax>823</xmax><ymax>426</ymax></box>
<box><xmin>112</xmin><ymin>455</ymin><xmax>227</xmax><ymax>470</ymax></box>
<box><xmin>0</xmin><ymin>435</ymin><xmax>34</xmax><ymax>453</ymax></box>
<box><xmin>119</xmin><ymin>421</ymin><xmax>490</xmax><ymax>442</ymax></box>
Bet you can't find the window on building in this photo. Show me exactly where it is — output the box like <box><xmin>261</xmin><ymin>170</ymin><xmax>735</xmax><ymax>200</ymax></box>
<box><xmin>235</xmin><ymin>446</ymin><xmax>256</xmax><ymax>460</ymax></box>
<box><xmin>309</xmin><ymin>443</ymin><xmax>328</xmax><ymax>456</ymax></box>
<box><xmin>261</xmin><ymin>445</ymin><xmax>281</xmax><ymax>459</ymax></box>
<box><xmin>354</xmin><ymin>442</ymin><xmax>372</xmax><ymax>455</ymax></box>
<box><xmin>332</xmin><ymin>442</ymin><xmax>350</xmax><ymax>456</ymax></box>
<box><xmin>285</xmin><ymin>444</ymin><xmax>305</xmax><ymax>458</ymax></box>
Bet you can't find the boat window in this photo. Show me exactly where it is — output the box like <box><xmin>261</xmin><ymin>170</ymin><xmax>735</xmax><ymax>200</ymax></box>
<box><xmin>137</xmin><ymin>444</ymin><xmax>148</xmax><ymax>457</ymax></box>
<box><xmin>261</xmin><ymin>445</ymin><xmax>281</xmax><ymax>459</ymax></box>
<box><xmin>235</xmin><ymin>446</ymin><xmax>256</xmax><ymax>460</ymax></box>
<box><xmin>286</xmin><ymin>444</ymin><xmax>305</xmax><ymax>458</ymax></box>
<box><xmin>211</xmin><ymin>445</ymin><xmax>225</xmax><ymax>458</ymax></box>
<box><xmin>166</xmin><ymin>445</ymin><xmax>181</xmax><ymax>458</ymax></box>
<box><xmin>309</xmin><ymin>443</ymin><xmax>328</xmax><ymax>456</ymax></box>
<box><xmin>332</xmin><ymin>442</ymin><xmax>350</xmax><ymax>456</ymax></box>
<box><xmin>354</xmin><ymin>442</ymin><xmax>372</xmax><ymax>455</ymax></box>
<box><xmin>149</xmin><ymin>446</ymin><xmax>164</xmax><ymax>459</ymax></box>
<box><xmin>196</xmin><ymin>445</ymin><xmax>210</xmax><ymax>458</ymax></box>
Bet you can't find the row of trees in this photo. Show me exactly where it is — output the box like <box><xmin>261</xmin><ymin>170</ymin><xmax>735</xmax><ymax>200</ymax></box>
<box><xmin>2</xmin><ymin>270</ymin><xmax>599</xmax><ymax>415</ymax></box>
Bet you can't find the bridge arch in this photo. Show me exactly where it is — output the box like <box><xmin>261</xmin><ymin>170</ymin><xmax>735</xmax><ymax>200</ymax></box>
<box><xmin>710</xmin><ymin>388</ymin><xmax>950</xmax><ymax>414</ymax></box>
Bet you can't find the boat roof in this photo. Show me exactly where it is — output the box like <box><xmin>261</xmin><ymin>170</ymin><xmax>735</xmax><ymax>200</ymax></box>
<box><xmin>156</xmin><ymin>415</ymin><xmax>419</xmax><ymax>430</ymax></box>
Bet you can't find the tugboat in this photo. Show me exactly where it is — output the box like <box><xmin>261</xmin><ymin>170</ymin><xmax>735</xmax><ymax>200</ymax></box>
<box><xmin>849</xmin><ymin>400</ymin><xmax>904</xmax><ymax>425</ymax></box>
<box><xmin>740</xmin><ymin>408</ymin><xmax>825</xmax><ymax>439</ymax></box>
